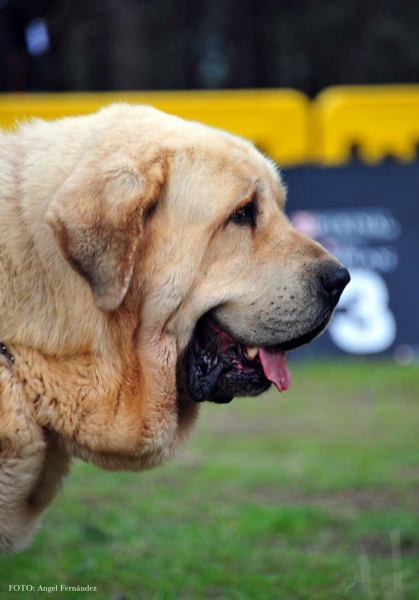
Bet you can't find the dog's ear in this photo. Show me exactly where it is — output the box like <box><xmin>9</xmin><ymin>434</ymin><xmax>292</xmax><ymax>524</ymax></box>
<box><xmin>46</xmin><ymin>154</ymin><xmax>165</xmax><ymax>312</ymax></box>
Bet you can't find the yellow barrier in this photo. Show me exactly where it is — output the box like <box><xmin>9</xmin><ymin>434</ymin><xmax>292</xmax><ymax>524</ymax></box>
<box><xmin>0</xmin><ymin>89</ymin><xmax>310</xmax><ymax>166</ymax></box>
<box><xmin>2</xmin><ymin>86</ymin><xmax>419</xmax><ymax>166</ymax></box>
<box><xmin>311</xmin><ymin>85</ymin><xmax>419</xmax><ymax>165</ymax></box>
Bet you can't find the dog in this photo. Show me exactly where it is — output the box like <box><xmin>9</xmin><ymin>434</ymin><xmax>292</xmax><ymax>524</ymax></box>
<box><xmin>0</xmin><ymin>103</ymin><xmax>349</xmax><ymax>553</ymax></box>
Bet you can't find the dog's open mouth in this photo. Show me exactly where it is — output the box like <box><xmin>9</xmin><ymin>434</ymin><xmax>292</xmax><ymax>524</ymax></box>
<box><xmin>185</xmin><ymin>318</ymin><xmax>277</xmax><ymax>404</ymax></box>
<box><xmin>185</xmin><ymin>313</ymin><xmax>333</xmax><ymax>404</ymax></box>
<box><xmin>185</xmin><ymin>313</ymin><xmax>330</xmax><ymax>404</ymax></box>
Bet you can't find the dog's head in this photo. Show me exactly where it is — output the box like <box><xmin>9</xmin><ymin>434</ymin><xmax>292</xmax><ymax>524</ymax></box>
<box><xmin>46</xmin><ymin>104</ymin><xmax>349</xmax><ymax>408</ymax></box>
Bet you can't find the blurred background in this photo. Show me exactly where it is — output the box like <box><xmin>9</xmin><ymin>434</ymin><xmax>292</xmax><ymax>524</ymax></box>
<box><xmin>2</xmin><ymin>0</ymin><xmax>419</xmax><ymax>93</ymax></box>
<box><xmin>1</xmin><ymin>1</ymin><xmax>419</xmax><ymax>599</ymax></box>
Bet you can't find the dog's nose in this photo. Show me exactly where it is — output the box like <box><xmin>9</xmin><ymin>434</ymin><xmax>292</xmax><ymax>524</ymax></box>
<box><xmin>320</xmin><ymin>264</ymin><xmax>350</xmax><ymax>302</ymax></box>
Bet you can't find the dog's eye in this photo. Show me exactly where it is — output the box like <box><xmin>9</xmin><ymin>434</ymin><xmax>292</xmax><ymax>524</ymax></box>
<box><xmin>229</xmin><ymin>198</ymin><xmax>257</xmax><ymax>227</ymax></box>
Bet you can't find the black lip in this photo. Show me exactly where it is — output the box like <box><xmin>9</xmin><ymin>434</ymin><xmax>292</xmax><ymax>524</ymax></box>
<box><xmin>185</xmin><ymin>318</ymin><xmax>270</xmax><ymax>404</ymax></box>
<box><xmin>184</xmin><ymin>310</ymin><xmax>332</xmax><ymax>404</ymax></box>
<box><xmin>278</xmin><ymin>312</ymin><xmax>332</xmax><ymax>351</ymax></box>
<box><xmin>209</xmin><ymin>306</ymin><xmax>333</xmax><ymax>353</ymax></box>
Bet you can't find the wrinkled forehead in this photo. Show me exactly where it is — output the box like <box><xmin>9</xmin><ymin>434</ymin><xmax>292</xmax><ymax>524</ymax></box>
<box><xmin>168</xmin><ymin>134</ymin><xmax>286</xmax><ymax>218</ymax></box>
<box><xmin>236</xmin><ymin>151</ymin><xmax>286</xmax><ymax>210</ymax></box>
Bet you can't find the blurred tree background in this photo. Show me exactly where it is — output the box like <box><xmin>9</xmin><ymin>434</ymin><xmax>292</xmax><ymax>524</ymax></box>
<box><xmin>1</xmin><ymin>0</ymin><xmax>419</xmax><ymax>94</ymax></box>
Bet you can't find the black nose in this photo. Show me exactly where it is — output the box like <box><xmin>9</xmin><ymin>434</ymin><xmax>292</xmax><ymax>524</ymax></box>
<box><xmin>320</xmin><ymin>264</ymin><xmax>350</xmax><ymax>301</ymax></box>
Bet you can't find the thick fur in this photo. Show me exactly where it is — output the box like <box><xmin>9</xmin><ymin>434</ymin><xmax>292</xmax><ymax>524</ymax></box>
<box><xmin>0</xmin><ymin>104</ymin><xmax>339</xmax><ymax>553</ymax></box>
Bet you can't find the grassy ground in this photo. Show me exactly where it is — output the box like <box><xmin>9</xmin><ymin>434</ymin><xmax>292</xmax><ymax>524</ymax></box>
<box><xmin>1</xmin><ymin>361</ymin><xmax>418</xmax><ymax>600</ymax></box>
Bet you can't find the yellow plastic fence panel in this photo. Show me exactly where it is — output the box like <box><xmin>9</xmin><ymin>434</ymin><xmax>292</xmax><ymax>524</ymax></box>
<box><xmin>311</xmin><ymin>85</ymin><xmax>419</xmax><ymax>165</ymax></box>
<box><xmin>0</xmin><ymin>89</ymin><xmax>310</xmax><ymax>165</ymax></box>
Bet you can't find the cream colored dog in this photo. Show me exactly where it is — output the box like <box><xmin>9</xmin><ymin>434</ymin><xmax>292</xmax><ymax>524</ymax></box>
<box><xmin>0</xmin><ymin>104</ymin><xmax>349</xmax><ymax>553</ymax></box>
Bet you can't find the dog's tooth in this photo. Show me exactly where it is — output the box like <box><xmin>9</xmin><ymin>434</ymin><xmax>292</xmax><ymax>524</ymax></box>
<box><xmin>247</xmin><ymin>347</ymin><xmax>259</xmax><ymax>359</ymax></box>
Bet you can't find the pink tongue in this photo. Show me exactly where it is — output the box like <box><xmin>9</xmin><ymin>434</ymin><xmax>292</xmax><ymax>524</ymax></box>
<box><xmin>259</xmin><ymin>348</ymin><xmax>291</xmax><ymax>393</ymax></box>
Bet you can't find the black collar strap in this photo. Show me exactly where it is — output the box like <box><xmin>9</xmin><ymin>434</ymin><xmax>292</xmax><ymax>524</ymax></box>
<box><xmin>0</xmin><ymin>343</ymin><xmax>15</xmax><ymax>364</ymax></box>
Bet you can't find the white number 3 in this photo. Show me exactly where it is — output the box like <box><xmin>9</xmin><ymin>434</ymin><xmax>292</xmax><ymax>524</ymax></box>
<box><xmin>329</xmin><ymin>268</ymin><xmax>396</xmax><ymax>354</ymax></box>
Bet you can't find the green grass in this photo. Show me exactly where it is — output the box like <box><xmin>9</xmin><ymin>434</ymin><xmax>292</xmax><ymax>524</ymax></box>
<box><xmin>1</xmin><ymin>361</ymin><xmax>419</xmax><ymax>599</ymax></box>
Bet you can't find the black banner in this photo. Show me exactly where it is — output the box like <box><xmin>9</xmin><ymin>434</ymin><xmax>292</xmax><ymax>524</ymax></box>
<box><xmin>282</xmin><ymin>162</ymin><xmax>419</xmax><ymax>362</ymax></box>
